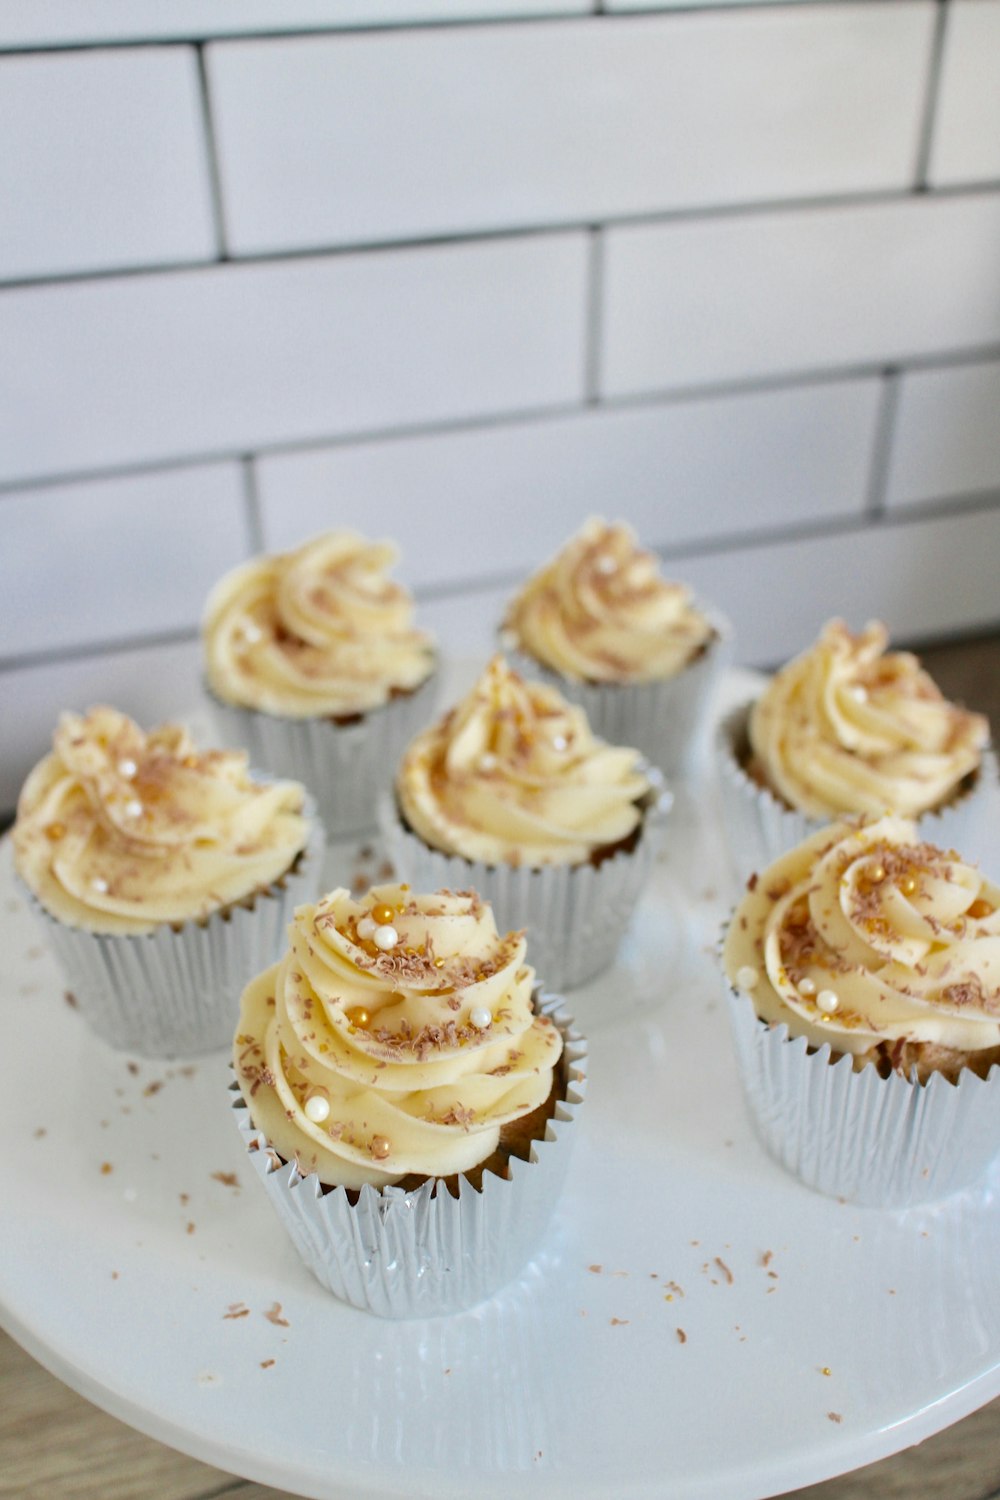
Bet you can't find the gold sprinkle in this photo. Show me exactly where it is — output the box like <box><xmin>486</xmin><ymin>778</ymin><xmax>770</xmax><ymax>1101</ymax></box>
<box><xmin>345</xmin><ymin>1006</ymin><xmax>371</xmax><ymax>1029</ymax></box>
<box><xmin>434</xmin><ymin>958</ymin><xmax>446</xmax><ymax>969</ymax></box>
<box><xmin>372</xmin><ymin>903</ymin><xmax>394</xmax><ymax>926</ymax></box>
<box><xmin>901</xmin><ymin>876</ymin><xmax>918</xmax><ymax>895</ymax></box>
<box><xmin>370</xmin><ymin>1135</ymin><xmax>391</xmax><ymax>1161</ymax></box>
<box><xmin>969</xmin><ymin>899</ymin><xmax>993</xmax><ymax>919</ymax></box>
<box><xmin>45</xmin><ymin>822</ymin><xmax>66</xmax><ymax>841</ymax></box>
<box><xmin>820</xmin><ymin>1367</ymin><xmax>832</xmax><ymax>1377</ymax></box>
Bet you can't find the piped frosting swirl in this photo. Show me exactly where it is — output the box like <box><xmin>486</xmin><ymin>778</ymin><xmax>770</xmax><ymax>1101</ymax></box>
<box><xmin>13</xmin><ymin>706</ymin><xmax>310</xmax><ymax>934</ymax></box>
<box><xmin>203</xmin><ymin>530</ymin><xmax>435</xmax><ymax>717</ymax></box>
<box><xmin>234</xmin><ymin>884</ymin><xmax>563</xmax><ymax>1188</ymax></box>
<box><xmin>396</xmin><ymin>656</ymin><xmax>651</xmax><ymax>867</ymax></box>
<box><xmin>749</xmin><ymin>620</ymin><xmax>988</xmax><ymax>819</ymax></box>
<box><xmin>724</xmin><ymin>816</ymin><xmax>1000</xmax><ymax>1077</ymax></box>
<box><xmin>503</xmin><ymin>517</ymin><xmax>715</xmax><ymax>683</ymax></box>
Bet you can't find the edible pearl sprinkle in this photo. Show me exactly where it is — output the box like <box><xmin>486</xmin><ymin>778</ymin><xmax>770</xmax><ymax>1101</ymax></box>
<box><xmin>372</xmin><ymin>903</ymin><xmax>395</xmax><ymax>926</ymax></box>
<box><xmin>817</xmin><ymin>989</ymin><xmax>839</xmax><ymax>1014</ymax></box>
<box><xmin>469</xmin><ymin>1006</ymin><xmax>492</xmax><ymax>1030</ymax></box>
<box><xmin>478</xmin><ymin>753</ymin><xmax>498</xmax><ymax>772</ymax></box>
<box><xmin>370</xmin><ymin>1135</ymin><xmax>391</xmax><ymax>1160</ymax></box>
<box><xmin>345</xmin><ymin>1006</ymin><xmax>371</xmax><ymax>1029</ymax></box>
<box><xmin>118</xmin><ymin>758</ymin><xmax>137</xmax><ymax>779</ymax></box>
<box><xmin>595</xmin><ymin>554</ymin><xmax>617</xmax><ymax>575</ymax></box>
<box><xmin>304</xmin><ymin>1094</ymin><xmax>330</xmax><ymax>1124</ymax></box>
<box><xmin>798</xmin><ymin>977</ymin><xmax>816</xmax><ymax>996</ymax></box>
<box><xmin>92</xmin><ymin>878</ymin><xmax>109</xmax><ymax>893</ymax></box>
<box><xmin>736</xmin><ymin>966</ymin><xmax>759</xmax><ymax>991</ymax></box>
<box><xmin>373</xmin><ymin>924</ymin><xmax>399</xmax><ymax>951</ymax></box>
<box><xmin>870</xmin><ymin>865</ymin><xmax>886</xmax><ymax>883</ymax></box>
<box><xmin>356</xmin><ymin>915</ymin><xmax>376</xmax><ymax>940</ymax></box>
<box><xmin>242</xmin><ymin>623</ymin><xmax>263</xmax><ymax>643</ymax></box>
<box><xmin>850</xmin><ymin>685</ymin><xmax>868</xmax><ymax>702</ymax></box>
<box><xmin>124</xmin><ymin>800</ymin><xmax>143</xmax><ymax>819</ymax></box>
<box><xmin>551</xmin><ymin>734</ymin><xmax>568</xmax><ymax>751</ymax></box>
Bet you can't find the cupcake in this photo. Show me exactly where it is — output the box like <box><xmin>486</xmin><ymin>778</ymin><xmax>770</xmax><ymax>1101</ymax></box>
<box><xmin>13</xmin><ymin>706</ymin><xmax>323</xmax><ymax>1057</ymax></box>
<box><xmin>501</xmin><ymin>517</ymin><xmax>725</xmax><ymax>774</ymax></box>
<box><xmin>718</xmin><ymin>619</ymin><xmax>993</xmax><ymax>882</ymax></box>
<box><xmin>230</xmin><ymin>882</ymin><xmax>586</xmax><ymax>1316</ymax></box>
<box><xmin>385</xmin><ymin>655</ymin><xmax>668</xmax><ymax>989</ymax></box>
<box><xmin>203</xmin><ymin>530</ymin><xmax>437</xmax><ymax>838</ymax></box>
<box><xmin>722</xmin><ymin>815</ymin><xmax>1000</xmax><ymax>1206</ymax></box>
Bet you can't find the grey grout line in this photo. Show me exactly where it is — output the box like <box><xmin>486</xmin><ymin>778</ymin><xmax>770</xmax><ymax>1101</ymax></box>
<box><xmin>241</xmin><ymin>456</ymin><xmax>264</xmax><ymax>552</ymax></box>
<box><xmin>864</xmin><ymin>368</ymin><xmax>901</xmax><ymax>517</ymax></box>
<box><xmin>2</xmin><ymin>341</ymin><xmax>1000</xmax><ymax>504</ymax></box>
<box><xmin>6</xmin><ymin>493</ymin><xmax>1000</xmax><ymax>679</ymax></box>
<box><xmin>2</xmin><ymin>180</ymin><xmax>1000</xmax><ymax>296</ymax></box>
<box><xmin>583</xmin><ymin>227</ymin><xmax>604</xmax><ymax>404</ymax></box>
<box><xmin>0</xmin><ymin>1</ymin><xmax>895</xmax><ymax>56</ymax></box>
<box><xmin>914</xmin><ymin>0</ymin><xmax>951</xmax><ymax>190</ymax></box>
<box><xmin>194</xmin><ymin>43</ymin><xmax>230</xmax><ymax>259</ymax></box>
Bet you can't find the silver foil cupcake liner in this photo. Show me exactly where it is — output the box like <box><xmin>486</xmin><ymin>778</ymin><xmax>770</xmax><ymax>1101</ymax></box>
<box><xmin>504</xmin><ymin>607</ymin><xmax>729</xmax><ymax>777</ymax></box>
<box><xmin>20</xmin><ymin>807</ymin><xmax>325</xmax><ymax>1058</ymax></box>
<box><xmin>716</xmin><ymin>701</ymin><xmax>998</xmax><ymax>886</ymax></box>
<box><xmin>206</xmin><ymin>672</ymin><xmax>438</xmax><ymax>839</ymax></box>
<box><xmin>231</xmin><ymin>994</ymin><xmax>587</xmax><ymax>1317</ymax></box>
<box><xmin>382</xmin><ymin>781</ymin><xmax>670</xmax><ymax>991</ymax></box>
<box><xmin>726</xmin><ymin>988</ymin><xmax>1000</xmax><ymax>1208</ymax></box>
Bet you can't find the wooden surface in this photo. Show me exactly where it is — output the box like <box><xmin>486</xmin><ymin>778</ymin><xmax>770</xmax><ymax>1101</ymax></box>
<box><xmin>3</xmin><ymin>631</ymin><xmax>1000</xmax><ymax>1500</ymax></box>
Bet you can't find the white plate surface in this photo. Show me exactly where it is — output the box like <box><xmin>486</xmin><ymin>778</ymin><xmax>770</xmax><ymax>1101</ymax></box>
<box><xmin>4</xmin><ymin>672</ymin><xmax>1000</xmax><ymax>1500</ymax></box>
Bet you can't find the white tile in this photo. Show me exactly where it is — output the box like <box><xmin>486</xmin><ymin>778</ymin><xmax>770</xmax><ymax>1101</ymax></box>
<box><xmin>885</xmin><ymin>359</ymin><xmax>1000</xmax><ymax>509</ymax></box>
<box><xmin>0</xmin><ymin>235</ymin><xmax>587</xmax><ymax>485</ymax></box>
<box><xmin>928</xmin><ymin>0</ymin><xmax>1000</xmax><ymax>185</ymax></box>
<box><xmin>0</xmin><ymin>0</ymin><xmax>587</xmax><ymax>46</ymax></box>
<box><xmin>0</xmin><ymin>464</ymin><xmax>250</xmax><ymax>661</ymax></box>
<box><xmin>255</xmin><ymin>378</ymin><xmax>880</xmax><ymax>587</ymax></box>
<box><xmin>0</xmin><ymin>638</ymin><xmax>204</xmax><ymax>814</ymax></box>
<box><xmin>208</xmin><ymin>6</ymin><xmax>932</xmax><ymax>254</ymax></box>
<box><xmin>677</xmin><ymin>506</ymin><xmax>1000</xmax><ymax>668</ymax></box>
<box><xmin>0</xmin><ymin>49</ymin><xmax>216</xmax><ymax>283</ymax></box>
<box><xmin>601</xmin><ymin>194</ymin><xmax>1000</xmax><ymax>398</ymax></box>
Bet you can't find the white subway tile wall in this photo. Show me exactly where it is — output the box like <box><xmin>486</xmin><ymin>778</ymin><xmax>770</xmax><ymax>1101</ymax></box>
<box><xmin>2</xmin><ymin>0</ymin><xmax>1000</xmax><ymax>813</ymax></box>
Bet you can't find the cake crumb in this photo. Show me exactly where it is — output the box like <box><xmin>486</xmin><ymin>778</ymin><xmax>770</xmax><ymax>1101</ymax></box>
<box><xmin>100</xmin><ymin>1162</ymin><xmax>113</xmax><ymax>1175</ymax></box>
<box><xmin>260</xmin><ymin>1359</ymin><xmax>275</xmax><ymax>1370</ymax></box>
<box><xmin>715</xmin><ymin>1257</ymin><xmax>734</xmax><ymax>1285</ymax></box>
<box><xmin>211</xmin><ymin>1171</ymin><xmax>240</xmax><ymax>1190</ymax></box>
<box><xmin>828</xmin><ymin>1412</ymin><xmax>843</xmax><ymax>1424</ymax></box>
<box><xmin>610</xmin><ymin>1317</ymin><xmax>629</xmax><ymax>1327</ymax></box>
<box><xmin>676</xmin><ymin>1328</ymin><xmax>687</xmax><ymax>1344</ymax></box>
<box><xmin>265</xmin><ymin>1302</ymin><xmax>289</xmax><ymax>1327</ymax></box>
<box><xmin>223</xmin><ymin>1302</ymin><xmax>249</xmax><ymax>1320</ymax></box>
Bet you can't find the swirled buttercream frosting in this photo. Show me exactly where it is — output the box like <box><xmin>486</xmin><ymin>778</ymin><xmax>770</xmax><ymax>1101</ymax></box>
<box><xmin>748</xmin><ymin>620</ymin><xmax>988</xmax><ymax>819</ymax></box>
<box><xmin>396</xmin><ymin>656</ymin><xmax>651</xmax><ymax>867</ymax></box>
<box><xmin>724</xmin><ymin>816</ymin><xmax>1000</xmax><ymax>1080</ymax></box>
<box><xmin>203</xmin><ymin>530</ymin><xmax>435</xmax><ymax>717</ymax></box>
<box><xmin>503</xmin><ymin>518</ymin><xmax>715</xmax><ymax>683</ymax></box>
<box><xmin>13</xmin><ymin>707</ymin><xmax>310</xmax><ymax>935</ymax></box>
<box><xmin>233</xmin><ymin>884</ymin><xmax>564</xmax><ymax>1188</ymax></box>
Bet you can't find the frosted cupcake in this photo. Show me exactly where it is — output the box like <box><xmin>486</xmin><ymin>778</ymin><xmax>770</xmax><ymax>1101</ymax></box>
<box><xmin>502</xmin><ymin>518</ymin><xmax>725</xmax><ymax>774</ymax></box>
<box><xmin>231</xmin><ymin>883</ymin><xmax>585</xmax><ymax>1316</ymax></box>
<box><xmin>722</xmin><ymin>815</ymin><xmax>1000</xmax><ymax>1206</ymax></box>
<box><xmin>385</xmin><ymin>656</ymin><xmax>667</xmax><ymax>989</ymax></box>
<box><xmin>13</xmin><ymin>706</ymin><xmax>322</xmax><ymax>1056</ymax></box>
<box><xmin>718</xmin><ymin>619</ymin><xmax>992</xmax><ymax>881</ymax></box>
<box><xmin>203</xmin><ymin>530</ymin><xmax>436</xmax><ymax>837</ymax></box>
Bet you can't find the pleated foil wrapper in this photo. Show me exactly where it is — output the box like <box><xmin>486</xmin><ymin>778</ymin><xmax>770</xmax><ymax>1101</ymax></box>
<box><xmin>231</xmin><ymin>995</ymin><xmax>587</xmax><ymax>1317</ymax></box>
<box><xmin>382</xmin><ymin>780</ymin><xmax>670</xmax><ymax>991</ymax></box>
<box><xmin>504</xmin><ymin>608</ymin><xmax>729</xmax><ymax>777</ymax></box>
<box><xmin>726</xmin><ymin>988</ymin><xmax>1000</xmax><ymax>1208</ymax></box>
<box><xmin>19</xmin><ymin>806</ymin><xmax>325</xmax><ymax>1059</ymax></box>
<box><xmin>206</xmin><ymin>671</ymin><xmax>438</xmax><ymax>839</ymax></box>
<box><xmin>716</xmin><ymin>702</ymin><xmax>998</xmax><ymax>886</ymax></box>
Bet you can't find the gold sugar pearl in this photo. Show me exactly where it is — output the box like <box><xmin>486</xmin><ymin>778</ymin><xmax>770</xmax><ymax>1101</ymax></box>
<box><xmin>45</xmin><ymin>822</ymin><xmax>66</xmax><ymax>841</ymax></box>
<box><xmin>869</xmin><ymin>865</ymin><xmax>886</xmax><ymax>883</ymax></box>
<box><xmin>901</xmin><ymin>876</ymin><xmax>918</xmax><ymax>895</ymax></box>
<box><xmin>434</xmin><ymin>958</ymin><xmax>446</xmax><ymax>969</ymax></box>
<box><xmin>371</xmin><ymin>903</ymin><xmax>395</xmax><ymax>927</ymax></box>
<box><xmin>345</xmin><ymin>1006</ymin><xmax>371</xmax><ymax>1029</ymax></box>
<box><xmin>181</xmin><ymin>754</ymin><xmax>199</xmax><ymax>769</ymax></box>
<box><xmin>969</xmin><ymin>899</ymin><xmax>993</xmax><ymax>919</ymax></box>
<box><xmin>370</xmin><ymin>1135</ymin><xmax>391</xmax><ymax>1160</ymax></box>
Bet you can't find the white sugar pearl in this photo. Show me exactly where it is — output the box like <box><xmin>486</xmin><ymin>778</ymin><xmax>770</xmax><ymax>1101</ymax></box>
<box><xmin>594</xmin><ymin>554</ymin><xmax>617</xmax><ymax>575</ymax></box>
<box><xmin>469</xmin><ymin>1006</ymin><xmax>492</xmax><ymax>1030</ymax></box>
<box><xmin>798</xmin><ymin>976</ymin><xmax>816</xmax><ymax>996</ymax></box>
<box><xmin>736</xmin><ymin>966</ymin><xmax>759</xmax><ymax>991</ymax></box>
<box><xmin>551</xmin><ymin>734</ymin><xmax>568</xmax><ymax>752</ymax></box>
<box><xmin>304</xmin><ymin>1093</ymin><xmax>331</xmax><ymax>1124</ymax></box>
<box><xmin>373</xmin><ymin>923</ymin><xmax>399</xmax><ymax>952</ymax></box>
<box><xmin>849</xmin><ymin>685</ymin><xmax>868</xmax><ymax>703</ymax></box>
<box><xmin>478</xmin><ymin>752</ymin><xmax>498</xmax><ymax>773</ymax></box>
<box><xmin>124</xmin><ymin>800</ymin><xmax>143</xmax><ymax>819</ymax></box>
<box><xmin>91</xmin><ymin>877</ymin><xmax>109</xmax><ymax>894</ymax></box>
<box><xmin>817</xmin><ymin>989</ymin><xmax>839</xmax><ymax>1014</ymax></box>
<box><xmin>118</xmin><ymin>758</ymin><xmax>137</xmax><ymax>779</ymax></box>
<box><xmin>242</xmin><ymin>622</ymin><xmax>263</xmax><ymax>644</ymax></box>
<box><xmin>356</xmin><ymin>915</ymin><xmax>376</xmax><ymax>940</ymax></box>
